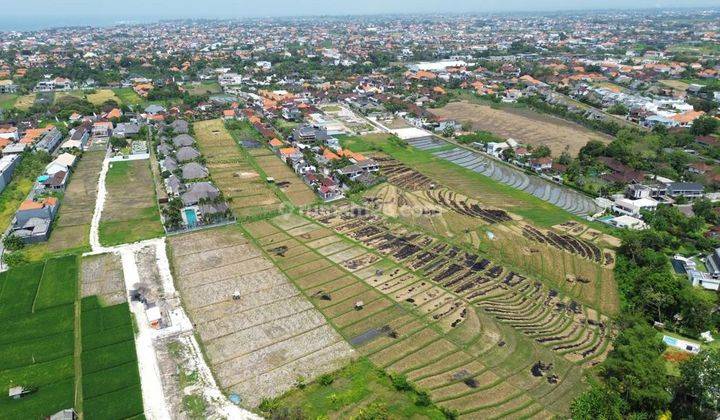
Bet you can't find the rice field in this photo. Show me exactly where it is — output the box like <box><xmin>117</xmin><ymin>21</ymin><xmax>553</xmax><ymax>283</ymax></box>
<box><xmin>240</xmin><ymin>210</ymin><xmax>610</xmax><ymax>418</ymax></box>
<box><xmin>363</xmin><ymin>182</ymin><xmax>619</xmax><ymax>315</ymax></box>
<box><xmin>47</xmin><ymin>151</ymin><xmax>105</xmax><ymax>253</ymax></box>
<box><xmin>168</xmin><ymin>226</ymin><xmax>356</xmax><ymax>408</ymax></box>
<box><xmin>194</xmin><ymin>119</ymin><xmax>283</xmax><ymax>218</ymax></box>
<box><xmin>251</xmin><ymin>150</ymin><xmax>317</xmax><ymax>207</ymax></box>
<box><xmin>0</xmin><ymin>255</ymin><xmax>142</xmax><ymax>419</ymax></box>
<box><xmin>99</xmin><ymin>159</ymin><xmax>164</xmax><ymax>246</ymax></box>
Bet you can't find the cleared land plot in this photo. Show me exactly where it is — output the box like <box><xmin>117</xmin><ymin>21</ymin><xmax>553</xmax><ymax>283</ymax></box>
<box><xmin>99</xmin><ymin>159</ymin><xmax>163</xmax><ymax>246</ymax></box>
<box><xmin>194</xmin><ymin>119</ymin><xmax>282</xmax><ymax>217</ymax></box>
<box><xmin>48</xmin><ymin>151</ymin><xmax>105</xmax><ymax>253</ymax></box>
<box><xmin>169</xmin><ymin>225</ymin><xmax>356</xmax><ymax>408</ymax></box>
<box><xmin>112</xmin><ymin>88</ymin><xmax>144</xmax><ymax>106</ymax></box>
<box><xmin>431</xmin><ymin>101</ymin><xmax>611</xmax><ymax>156</ymax></box>
<box><xmin>0</xmin><ymin>255</ymin><xmax>142</xmax><ymax>419</ymax></box>
<box><xmin>81</xmin><ymin>253</ymin><xmax>126</xmax><ymax>305</ymax></box>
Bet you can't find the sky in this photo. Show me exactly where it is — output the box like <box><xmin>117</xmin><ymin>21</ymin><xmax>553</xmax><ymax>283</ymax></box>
<box><xmin>3</xmin><ymin>0</ymin><xmax>719</xmax><ymax>30</ymax></box>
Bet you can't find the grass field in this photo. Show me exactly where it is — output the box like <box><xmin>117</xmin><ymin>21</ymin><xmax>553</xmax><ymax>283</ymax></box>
<box><xmin>0</xmin><ymin>94</ymin><xmax>18</xmax><ymax>109</ymax></box>
<box><xmin>86</xmin><ymin>89</ymin><xmax>122</xmax><ymax>106</ymax></box>
<box><xmin>431</xmin><ymin>101</ymin><xmax>611</xmax><ymax>156</ymax></box>
<box><xmin>112</xmin><ymin>88</ymin><xmax>144</xmax><ymax>107</ymax></box>
<box><xmin>188</xmin><ymin>82</ymin><xmax>221</xmax><ymax>96</ymax></box>
<box><xmin>14</xmin><ymin>94</ymin><xmax>36</xmax><ymax>111</ymax></box>
<box><xmin>270</xmin><ymin>358</ymin><xmax>447</xmax><ymax>419</ymax></box>
<box><xmin>0</xmin><ymin>255</ymin><xmax>142</xmax><ymax>419</ymax></box>
<box><xmin>194</xmin><ymin>119</ymin><xmax>284</xmax><ymax>218</ymax></box>
<box><xmin>99</xmin><ymin>159</ymin><xmax>163</xmax><ymax>246</ymax></box>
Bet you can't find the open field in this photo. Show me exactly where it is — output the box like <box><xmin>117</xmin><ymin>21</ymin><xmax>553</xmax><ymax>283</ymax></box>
<box><xmin>194</xmin><ymin>119</ymin><xmax>282</xmax><ymax>218</ymax></box>
<box><xmin>99</xmin><ymin>159</ymin><xmax>163</xmax><ymax>246</ymax></box>
<box><xmin>112</xmin><ymin>88</ymin><xmax>144</xmax><ymax>106</ymax></box>
<box><xmin>431</xmin><ymin>101</ymin><xmax>611</xmax><ymax>156</ymax></box>
<box><xmin>0</xmin><ymin>94</ymin><xmax>17</xmax><ymax>109</ymax></box>
<box><xmin>86</xmin><ymin>89</ymin><xmax>122</xmax><ymax>106</ymax></box>
<box><xmin>188</xmin><ymin>82</ymin><xmax>221</xmax><ymax>96</ymax></box>
<box><xmin>168</xmin><ymin>225</ymin><xmax>356</xmax><ymax>408</ymax></box>
<box><xmin>14</xmin><ymin>94</ymin><xmax>36</xmax><ymax>111</ymax></box>
<box><xmin>252</xmin><ymin>150</ymin><xmax>317</xmax><ymax>207</ymax></box>
<box><xmin>240</xmin><ymin>211</ymin><xmax>611</xmax><ymax>417</ymax></box>
<box><xmin>272</xmin><ymin>357</ymin><xmax>447</xmax><ymax>419</ymax></box>
<box><xmin>0</xmin><ymin>255</ymin><xmax>142</xmax><ymax>419</ymax></box>
<box><xmin>47</xmin><ymin>151</ymin><xmax>105</xmax><ymax>253</ymax></box>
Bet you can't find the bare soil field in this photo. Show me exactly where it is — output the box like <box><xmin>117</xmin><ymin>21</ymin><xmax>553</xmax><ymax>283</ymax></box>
<box><xmin>194</xmin><ymin>119</ymin><xmax>282</xmax><ymax>217</ymax></box>
<box><xmin>48</xmin><ymin>151</ymin><xmax>105</xmax><ymax>252</ymax></box>
<box><xmin>168</xmin><ymin>225</ymin><xmax>355</xmax><ymax>408</ymax></box>
<box><xmin>81</xmin><ymin>253</ymin><xmax>126</xmax><ymax>305</ymax></box>
<box><xmin>431</xmin><ymin>101</ymin><xmax>611</xmax><ymax>156</ymax></box>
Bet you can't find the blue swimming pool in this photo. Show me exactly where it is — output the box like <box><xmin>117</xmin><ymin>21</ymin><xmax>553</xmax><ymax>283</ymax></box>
<box><xmin>184</xmin><ymin>209</ymin><xmax>198</xmax><ymax>227</ymax></box>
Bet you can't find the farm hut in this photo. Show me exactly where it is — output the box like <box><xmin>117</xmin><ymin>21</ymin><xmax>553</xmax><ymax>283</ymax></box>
<box><xmin>355</xmin><ymin>300</ymin><xmax>365</xmax><ymax>310</ymax></box>
<box><xmin>146</xmin><ymin>306</ymin><xmax>162</xmax><ymax>329</ymax></box>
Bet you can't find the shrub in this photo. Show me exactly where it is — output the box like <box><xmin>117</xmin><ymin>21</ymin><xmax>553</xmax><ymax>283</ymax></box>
<box><xmin>415</xmin><ymin>390</ymin><xmax>431</xmax><ymax>407</ymax></box>
<box><xmin>318</xmin><ymin>373</ymin><xmax>334</xmax><ymax>386</ymax></box>
<box><xmin>390</xmin><ymin>373</ymin><xmax>413</xmax><ymax>391</ymax></box>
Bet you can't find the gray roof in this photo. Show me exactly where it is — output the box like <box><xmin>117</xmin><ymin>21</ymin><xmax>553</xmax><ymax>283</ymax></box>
<box><xmin>199</xmin><ymin>202</ymin><xmax>230</xmax><ymax>215</ymax></box>
<box><xmin>173</xmin><ymin>134</ymin><xmax>195</xmax><ymax>148</ymax></box>
<box><xmin>162</xmin><ymin>157</ymin><xmax>178</xmax><ymax>172</ymax></box>
<box><xmin>145</xmin><ymin>104</ymin><xmax>166</xmax><ymax>114</ymax></box>
<box><xmin>166</xmin><ymin>174</ymin><xmax>183</xmax><ymax>195</ymax></box>
<box><xmin>169</xmin><ymin>119</ymin><xmax>189</xmax><ymax>134</ymax></box>
<box><xmin>181</xmin><ymin>182</ymin><xmax>219</xmax><ymax>206</ymax></box>
<box><xmin>181</xmin><ymin>162</ymin><xmax>209</xmax><ymax>180</ymax></box>
<box><xmin>175</xmin><ymin>146</ymin><xmax>200</xmax><ymax>162</ymax></box>
<box><xmin>668</xmin><ymin>182</ymin><xmax>704</xmax><ymax>192</ymax></box>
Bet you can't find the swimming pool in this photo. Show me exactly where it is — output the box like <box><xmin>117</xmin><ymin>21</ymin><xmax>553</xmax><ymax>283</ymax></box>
<box><xmin>184</xmin><ymin>209</ymin><xmax>198</xmax><ymax>227</ymax></box>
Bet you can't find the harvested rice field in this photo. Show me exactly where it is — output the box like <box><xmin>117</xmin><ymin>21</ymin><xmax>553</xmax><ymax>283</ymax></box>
<box><xmin>194</xmin><ymin>119</ymin><xmax>282</xmax><ymax>218</ymax></box>
<box><xmin>431</xmin><ymin>101</ymin><xmax>611</xmax><ymax>156</ymax></box>
<box><xmin>240</xmin><ymin>210</ymin><xmax>609</xmax><ymax>418</ymax></box>
<box><xmin>251</xmin><ymin>150</ymin><xmax>317</xmax><ymax>207</ymax></box>
<box><xmin>363</xmin><ymin>162</ymin><xmax>619</xmax><ymax>315</ymax></box>
<box><xmin>99</xmin><ymin>159</ymin><xmax>164</xmax><ymax>246</ymax></box>
<box><xmin>168</xmin><ymin>225</ymin><xmax>356</xmax><ymax>408</ymax></box>
<box><xmin>47</xmin><ymin>151</ymin><xmax>105</xmax><ymax>253</ymax></box>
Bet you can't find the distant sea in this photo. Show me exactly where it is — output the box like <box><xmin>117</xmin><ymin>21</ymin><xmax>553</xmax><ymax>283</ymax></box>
<box><xmin>0</xmin><ymin>16</ymin><xmax>159</xmax><ymax>32</ymax></box>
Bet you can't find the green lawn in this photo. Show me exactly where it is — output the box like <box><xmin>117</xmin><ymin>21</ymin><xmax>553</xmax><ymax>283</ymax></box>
<box><xmin>267</xmin><ymin>358</ymin><xmax>447</xmax><ymax>419</ymax></box>
<box><xmin>0</xmin><ymin>256</ymin><xmax>142</xmax><ymax>419</ymax></box>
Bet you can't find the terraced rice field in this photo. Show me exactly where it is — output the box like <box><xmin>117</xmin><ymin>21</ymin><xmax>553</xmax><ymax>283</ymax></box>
<box><xmin>168</xmin><ymin>226</ymin><xmax>356</xmax><ymax>408</ymax></box>
<box><xmin>402</xmin><ymin>142</ymin><xmax>600</xmax><ymax>217</ymax></box>
<box><xmin>241</xmin><ymin>211</ymin><xmax>612</xmax><ymax>418</ymax></box>
<box><xmin>47</xmin><ymin>151</ymin><xmax>105</xmax><ymax>253</ymax></box>
<box><xmin>252</xmin><ymin>150</ymin><xmax>316</xmax><ymax>207</ymax></box>
<box><xmin>194</xmin><ymin>120</ymin><xmax>282</xmax><ymax>218</ymax></box>
<box><xmin>431</xmin><ymin>102</ymin><xmax>610</xmax><ymax>156</ymax></box>
<box><xmin>364</xmin><ymin>181</ymin><xmax>619</xmax><ymax>314</ymax></box>
<box><xmin>99</xmin><ymin>159</ymin><xmax>164</xmax><ymax>246</ymax></box>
